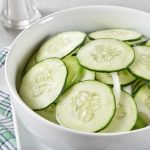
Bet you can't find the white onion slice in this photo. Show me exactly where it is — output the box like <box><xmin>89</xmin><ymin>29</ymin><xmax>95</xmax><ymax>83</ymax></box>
<box><xmin>111</xmin><ymin>72</ymin><xmax>121</xmax><ymax>106</ymax></box>
<box><xmin>123</xmin><ymin>85</ymin><xmax>132</xmax><ymax>95</ymax></box>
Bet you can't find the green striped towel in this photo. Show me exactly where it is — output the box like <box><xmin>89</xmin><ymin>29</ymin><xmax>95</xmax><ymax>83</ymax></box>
<box><xmin>0</xmin><ymin>48</ymin><xmax>8</xmax><ymax>68</ymax></box>
<box><xmin>0</xmin><ymin>49</ymin><xmax>17</xmax><ymax>150</ymax></box>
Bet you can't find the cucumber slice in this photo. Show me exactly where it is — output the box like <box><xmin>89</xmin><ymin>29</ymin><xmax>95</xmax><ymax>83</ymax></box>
<box><xmin>70</xmin><ymin>47</ymin><xmax>80</xmax><ymax>56</ymax></box>
<box><xmin>89</xmin><ymin>29</ymin><xmax>142</xmax><ymax>41</ymax></box>
<box><xmin>56</xmin><ymin>81</ymin><xmax>115</xmax><ymax>132</ymax></box>
<box><xmin>134</xmin><ymin>85</ymin><xmax>150</xmax><ymax>124</ymax></box>
<box><xmin>63</xmin><ymin>55</ymin><xmax>83</xmax><ymax>90</ymax></box>
<box><xmin>129</xmin><ymin>46</ymin><xmax>150</xmax><ymax>81</ymax></box>
<box><xmin>96</xmin><ymin>70</ymin><xmax>136</xmax><ymax>86</ymax></box>
<box><xmin>25</xmin><ymin>51</ymin><xmax>37</xmax><ymax>72</ymax></box>
<box><xmin>70</xmin><ymin>37</ymin><xmax>91</xmax><ymax>56</ymax></box>
<box><xmin>35</xmin><ymin>104</ymin><xmax>58</xmax><ymax>124</ymax></box>
<box><xmin>36</xmin><ymin>31</ymin><xmax>86</xmax><ymax>62</ymax></box>
<box><xmin>132</xmin><ymin>79</ymin><xmax>141</xmax><ymax>89</ymax></box>
<box><xmin>146</xmin><ymin>40</ymin><xmax>150</xmax><ymax>47</ymax></box>
<box><xmin>132</xmin><ymin>80</ymin><xmax>145</xmax><ymax>96</ymax></box>
<box><xmin>101</xmin><ymin>91</ymin><xmax>137</xmax><ymax>133</ymax></box>
<box><xmin>19</xmin><ymin>58</ymin><xmax>67</xmax><ymax>110</ymax></box>
<box><xmin>80</xmin><ymin>69</ymin><xmax>95</xmax><ymax>81</ymax></box>
<box><xmin>126</xmin><ymin>37</ymin><xmax>148</xmax><ymax>46</ymax></box>
<box><xmin>77</xmin><ymin>39</ymin><xmax>134</xmax><ymax>72</ymax></box>
<box><xmin>133</xmin><ymin>116</ymin><xmax>147</xmax><ymax>130</ymax></box>
<box><xmin>84</xmin><ymin>36</ymin><xmax>91</xmax><ymax>44</ymax></box>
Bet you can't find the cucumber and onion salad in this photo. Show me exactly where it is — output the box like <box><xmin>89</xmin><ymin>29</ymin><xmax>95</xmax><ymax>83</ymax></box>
<box><xmin>20</xmin><ymin>29</ymin><xmax>150</xmax><ymax>133</ymax></box>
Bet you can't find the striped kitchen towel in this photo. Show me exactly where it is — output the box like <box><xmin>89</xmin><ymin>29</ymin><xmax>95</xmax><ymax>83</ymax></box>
<box><xmin>0</xmin><ymin>48</ymin><xmax>8</xmax><ymax>68</ymax></box>
<box><xmin>0</xmin><ymin>49</ymin><xmax>17</xmax><ymax>150</ymax></box>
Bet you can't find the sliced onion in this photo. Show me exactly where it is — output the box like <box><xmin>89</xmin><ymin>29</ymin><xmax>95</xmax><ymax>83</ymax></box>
<box><xmin>111</xmin><ymin>72</ymin><xmax>121</xmax><ymax>106</ymax></box>
<box><xmin>123</xmin><ymin>85</ymin><xmax>132</xmax><ymax>95</ymax></box>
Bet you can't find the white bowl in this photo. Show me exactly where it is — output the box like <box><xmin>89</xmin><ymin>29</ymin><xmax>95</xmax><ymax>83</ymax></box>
<box><xmin>5</xmin><ymin>5</ymin><xmax>150</xmax><ymax>150</ymax></box>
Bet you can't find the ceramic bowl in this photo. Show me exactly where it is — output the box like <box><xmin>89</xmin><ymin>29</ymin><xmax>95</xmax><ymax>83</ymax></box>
<box><xmin>5</xmin><ymin>5</ymin><xmax>150</xmax><ymax>150</ymax></box>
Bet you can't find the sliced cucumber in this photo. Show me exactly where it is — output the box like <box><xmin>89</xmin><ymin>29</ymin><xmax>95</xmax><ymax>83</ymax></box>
<box><xmin>70</xmin><ymin>47</ymin><xmax>81</xmax><ymax>56</ymax></box>
<box><xmin>36</xmin><ymin>31</ymin><xmax>86</xmax><ymax>62</ymax></box>
<box><xmin>126</xmin><ymin>36</ymin><xmax>148</xmax><ymax>46</ymax></box>
<box><xmin>89</xmin><ymin>29</ymin><xmax>142</xmax><ymax>41</ymax></box>
<box><xmin>96</xmin><ymin>70</ymin><xmax>136</xmax><ymax>86</ymax></box>
<box><xmin>132</xmin><ymin>80</ymin><xmax>145</xmax><ymax>96</ymax></box>
<box><xmin>129</xmin><ymin>46</ymin><xmax>150</xmax><ymax>81</ymax></box>
<box><xmin>35</xmin><ymin>104</ymin><xmax>58</xmax><ymax>124</ymax></box>
<box><xmin>146</xmin><ymin>40</ymin><xmax>150</xmax><ymax>47</ymax></box>
<box><xmin>25</xmin><ymin>51</ymin><xmax>37</xmax><ymax>72</ymax></box>
<box><xmin>63</xmin><ymin>55</ymin><xmax>83</xmax><ymax>90</ymax></box>
<box><xmin>101</xmin><ymin>91</ymin><xmax>137</xmax><ymax>133</ymax></box>
<box><xmin>84</xmin><ymin>36</ymin><xmax>91</xmax><ymax>44</ymax></box>
<box><xmin>80</xmin><ymin>69</ymin><xmax>95</xmax><ymax>81</ymax></box>
<box><xmin>56</xmin><ymin>81</ymin><xmax>115</xmax><ymax>132</ymax></box>
<box><xmin>132</xmin><ymin>79</ymin><xmax>141</xmax><ymax>89</ymax></box>
<box><xmin>133</xmin><ymin>116</ymin><xmax>147</xmax><ymax>130</ymax></box>
<box><xmin>19</xmin><ymin>58</ymin><xmax>67</xmax><ymax>110</ymax></box>
<box><xmin>70</xmin><ymin>37</ymin><xmax>91</xmax><ymax>56</ymax></box>
<box><xmin>77</xmin><ymin>39</ymin><xmax>134</xmax><ymax>72</ymax></box>
<box><xmin>134</xmin><ymin>85</ymin><xmax>150</xmax><ymax>124</ymax></box>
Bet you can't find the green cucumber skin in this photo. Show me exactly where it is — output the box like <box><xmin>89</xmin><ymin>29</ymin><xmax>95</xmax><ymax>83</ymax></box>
<box><xmin>96</xmin><ymin>76</ymin><xmax>136</xmax><ymax>87</ymax></box>
<box><xmin>80</xmin><ymin>69</ymin><xmax>95</xmax><ymax>81</ymax></box>
<box><xmin>56</xmin><ymin>80</ymin><xmax>116</xmax><ymax>132</ymax></box>
<box><xmin>35</xmin><ymin>35</ymin><xmax>87</xmax><ymax>63</ymax></box>
<box><xmin>132</xmin><ymin>79</ymin><xmax>141</xmax><ymax>89</ymax></box>
<box><xmin>95</xmin><ymin>98</ymin><xmax>116</xmax><ymax>133</ymax></box>
<box><xmin>77</xmin><ymin>39</ymin><xmax>135</xmax><ymax>73</ymax></box>
<box><xmin>63</xmin><ymin>55</ymin><xmax>84</xmax><ymax>91</ymax></box>
<box><xmin>96</xmin><ymin>78</ymin><xmax>136</xmax><ymax>87</ymax></box>
<box><xmin>125</xmin><ymin>36</ymin><xmax>143</xmax><ymax>42</ymax></box>
<box><xmin>124</xmin><ymin>91</ymin><xmax>138</xmax><ymax>131</ymax></box>
<box><xmin>132</xmin><ymin>79</ymin><xmax>150</xmax><ymax>96</ymax></box>
<box><xmin>89</xmin><ymin>36</ymin><xmax>142</xmax><ymax>42</ymax></box>
<box><xmin>132</xmin><ymin>85</ymin><xmax>144</xmax><ymax>97</ymax></box>
<box><xmin>67</xmin><ymin>36</ymin><xmax>91</xmax><ymax>57</ymax></box>
<box><xmin>126</xmin><ymin>37</ymin><xmax>148</xmax><ymax>46</ymax></box>
<box><xmin>35</xmin><ymin>104</ymin><xmax>58</xmax><ymax>124</ymax></box>
<box><xmin>133</xmin><ymin>84</ymin><xmax>145</xmax><ymax>98</ymax></box>
<box><xmin>89</xmin><ymin>28</ymin><xmax>142</xmax><ymax>41</ymax></box>
<box><xmin>129</xmin><ymin>46</ymin><xmax>150</xmax><ymax>81</ymax></box>
<box><xmin>25</xmin><ymin>51</ymin><xmax>37</xmax><ymax>73</ymax></box>
<box><xmin>99</xmin><ymin>90</ymin><xmax>137</xmax><ymax>132</ymax></box>
<box><xmin>121</xmin><ymin>79</ymin><xmax>137</xmax><ymax>87</ymax></box>
<box><xmin>132</xmin><ymin>116</ymin><xmax>147</xmax><ymax>130</ymax></box>
<box><xmin>61</xmin><ymin>36</ymin><xmax>87</xmax><ymax>59</ymax></box>
<box><xmin>95</xmin><ymin>84</ymin><xmax>116</xmax><ymax>132</ymax></box>
<box><xmin>23</xmin><ymin>58</ymin><xmax>68</xmax><ymax>111</ymax></box>
<box><xmin>146</xmin><ymin>40</ymin><xmax>150</xmax><ymax>47</ymax></box>
<box><xmin>129</xmin><ymin>68</ymin><xmax>150</xmax><ymax>82</ymax></box>
<box><xmin>133</xmin><ymin>85</ymin><xmax>150</xmax><ymax>125</ymax></box>
<box><xmin>122</xmin><ymin>79</ymin><xmax>137</xmax><ymax>87</ymax></box>
<box><xmin>132</xmin><ymin>82</ymin><xmax>150</xmax><ymax>97</ymax></box>
<box><xmin>132</xmin><ymin>80</ymin><xmax>146</xmax><ymax>96</ymax></box>
<box><xmin>79</xmin><ymin>59</ymin><xmax>135</xmax><ymax>73</ymax></box>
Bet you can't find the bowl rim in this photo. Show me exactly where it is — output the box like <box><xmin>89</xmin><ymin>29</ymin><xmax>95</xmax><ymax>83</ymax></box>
<box><xmin>5</xmin><ymin>5</ymin><xmax>150</xmax><ymax>137</ymax></box>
